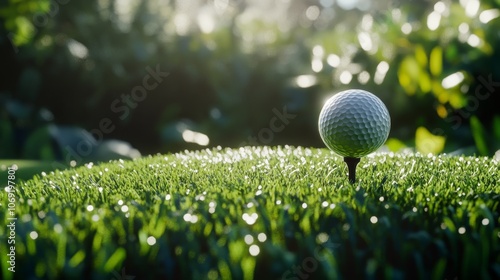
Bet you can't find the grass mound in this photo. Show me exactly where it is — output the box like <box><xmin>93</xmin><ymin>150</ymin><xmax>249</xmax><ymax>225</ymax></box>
<box><xmin>2</xmin><ymin>146</ymin><xmax>500</xmax><ymax>279</ymax></box>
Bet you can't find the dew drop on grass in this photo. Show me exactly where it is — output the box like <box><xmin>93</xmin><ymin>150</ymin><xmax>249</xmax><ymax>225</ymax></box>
<box><xmin>86</xmin><ymin>205</ymin><xmax>94</xmax><ymax>211</ymax></box>
<box><xmin>190</xmin><ymin>215</ymin><xmax>199</xmax><ymax>223</ymax></box>
<box><xmin>244</xmin><ymin>235</ymin><xmax>254</xmax><ymax>245</ymax></box>
<box><xmin>21</xmin><ymin>214</ymin><xmax>31</xmax><ymax>222</ymax></box>
<box><xmin>302</xmin><ymin>203</ymin><xmax>307</xmax><ymax>209</ymax></box>
<box><xmin>147</xmin><ymin>236</ymin><xmax>156</xmax><ymax>246</ymax></box>
<box><xmin>370</xmin><ymin>216</ymin><xmax>378</xmax><ymax>224</ymax></box>
<box><xmin>165</xmin><ymin>194</ymin><xmax>171</xmax><ymax>200</ymax></box>
<box><xmin>242</xmin><ymin>213</ymin><xmax>258</xmax><ymax>225</ymax></box>
<box><xmin>342</xmin><ymin>224</ymin><xmax>350</xmax><ymax>231</ymax></box>
<box><xmin>121</xmin><ymin>205</ymin><xmax>129</xmax><ymax>212</ymax></box>
<box><xmin>38</xmin><ymin>211</ymin><xmax>46</xmax><ymax>219</ymax></box>
<box><xmin>29</xmin><ymin>231</ymin><xmax>38</xmax><ymax>240</ymax></box>
<box><xmin>276</xmin><ymin>200</ymin><xmax>282</xmax><ymax>205</ymax></box>
<box><xmin>118</xmin><ymin>200</ymin><xmax>124</xmax><ymax>205</ymax></box>
<box><xmin>330</xmin><ymin>203</ymin><xmax>336</xmax><ymax>209</ymax></box>
<box><xmin>249</xmin><ymin>245</ymin><xmax>260</xmax><ymax>256</ymax></box>
<box><xmin>92</xmin><ymin>214</ymin><xmax>99</xmax><ymax>222</ymax></box>
<box><xmin>321</xmin><ymin>201</ymin><xmax>328</xmax><ymax>208</ymax></box>
<box><xmin>379</xmin><ymin>196</ymin><xmax>384</xmax><ymax>202</ymax></box>
<box><xmin>458</xmin><ymin>227</ymin><xmax>466</xmax><ymax>234</ymax></box>
<box><xmin>481</xmin><ymin>218</ymin><xmax>489</xmax><ymax>226</ymax></box>
<box><xmin>247</xmin><ymin>202</ymin><xmax>254</xmax><ymax>208</ymax></box>
<box><xmin>316</xmin><ymin>233</ymin><xmax>329</xmax><ymax>244</ymax></box>
<box><xmin>54</xmin><ymin>224</ymin><xmax>63</xmax><ymax>233</ymax></box>
<box><xmin>257</xmin><ymin>233</ymin><xmax>267</xmax><ymax>242</ymax></box>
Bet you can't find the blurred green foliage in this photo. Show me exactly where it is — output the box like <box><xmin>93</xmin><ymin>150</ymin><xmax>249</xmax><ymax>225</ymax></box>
<box><xmin>1</xmin><ymin>0</ymin><xmax>500</xmax><ymax>160</ymax></box>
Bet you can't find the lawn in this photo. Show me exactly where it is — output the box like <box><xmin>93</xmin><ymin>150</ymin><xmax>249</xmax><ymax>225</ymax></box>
<box><xmin>1</xmin><ymin>146</ymin><xmax>499</xmax><ymax>279</ymax></box>
<box><xmin>0</xmin><ymin>160</ymin><xmax>64</xmax><ymax>188</ymax></box>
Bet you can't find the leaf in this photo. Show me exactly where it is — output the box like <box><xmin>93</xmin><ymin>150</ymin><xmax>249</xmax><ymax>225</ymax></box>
<box><xmin>431</xmin><ymin>258</ymin><xmax>447</xmax><ymax>280</ymax></box>
<box><xmin>470</xmin><ymin>115</ymin><xmax>489</xmax><ymax>156</ymax></box>
<box><xmin>241</xmin><ymin>256</ymin><xmax>256</xmax><ymax>280</ymax></box>
<box><xmin>56</xmin><ymin>232</ymin><xmax>67</xmax><ymax>270</ymax></box>
<box><xmin>430</xmin><ymin>46</ymin><xmax>442</xmax><ymax>77</ymax></box>
<box><xmin>103</xmin><ymin>247</ymin><xmax>126</xmax><ymax>272</ymax></box>
<box><xmin>385</xmin><ymin>138</ymin><xmax>407</xmax><ymax>152</ymax></box>
<box><xmin>218</xmin><ymin>260</ymin><xmax>232</xmax><ymax>279</ymax></box>
<box><xmin>448</xmin><ymin>90</ymin><xmax>467</xmax><ymax>109</ymax></box>
<box><xmin>418</xmin><ymin>72</ymin><xmax>432</xmax><ymax>93</ymax></box>
<box><xmin>11</xmin><ymin>16</ymin><xmax>36</xmax><ymax>46</ymax></box>
<box><xmin>442</xmin><ymin>216</ymin><xmax>456</xmax><ymax>232</ymax></box>
<box><xmin>69</xmin><ymin>250</ymin><xmax>86</xmax><ymax>267</ymax></box>
<box><xmin>398</xmin><ymin>56</ymin><xmax>420</xmax><ymax>95</ymax></box>
<box><xmin>415</xmin><ymin>45</ymin><xmax>427</xmax><ymax>67</ymax></box>
<box><xmin>445</xmin><ymin>44</ymin><xmax>458</xmax><ymax>61</ymax></box>
<box><xmin>229</xmin><ymin>240</ymin><xmax>245</xmax><ymax>263</ymax></box>
<box><xmin>415</xmin><ymin>126</ymin><xmax>446</xmax><ymax>155</ymax></box>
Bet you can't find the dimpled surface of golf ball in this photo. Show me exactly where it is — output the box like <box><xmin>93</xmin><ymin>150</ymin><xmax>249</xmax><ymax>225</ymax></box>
<box><xmin>318</xmin><ymin>89</ymin><xmax>390</xmax><ymax>158</ymax></box>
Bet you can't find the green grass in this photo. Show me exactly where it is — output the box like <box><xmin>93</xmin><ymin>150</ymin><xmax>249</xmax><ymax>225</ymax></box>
<box><xmin>1</xmin><ymin>146</ymin><xmax>500</xmax><ymax>279</ymax></box>
<box><xmin>0</xmin><ymin>160</ymin><xmax>64</xmax><ymax>187</ymax></box>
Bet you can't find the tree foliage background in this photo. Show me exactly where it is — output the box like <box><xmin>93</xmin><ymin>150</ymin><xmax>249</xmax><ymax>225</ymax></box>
<box><xmin>1</xmin><ymin>0</ymin><xmax>500</xmax><ymax>164</ymax></box>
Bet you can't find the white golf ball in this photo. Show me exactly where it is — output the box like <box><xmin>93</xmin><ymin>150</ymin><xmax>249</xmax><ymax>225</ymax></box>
<box><xmin>318</xmin><ymin>89</ymin><xmax>391</xmax><ymax>158</ymax></box>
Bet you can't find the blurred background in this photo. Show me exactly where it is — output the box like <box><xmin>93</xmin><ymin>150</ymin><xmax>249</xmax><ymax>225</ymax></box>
<box><xmin>1</xmin><ymin>0</ymin><xmax>500</xmax><ymax>176</ymax></box>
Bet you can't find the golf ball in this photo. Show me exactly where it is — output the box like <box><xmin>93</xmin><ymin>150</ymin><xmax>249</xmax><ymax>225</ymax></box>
<box><xmin>318</xmin><ymin>89</ymin><xmax>390</xmax><ymax>158</ymax></box>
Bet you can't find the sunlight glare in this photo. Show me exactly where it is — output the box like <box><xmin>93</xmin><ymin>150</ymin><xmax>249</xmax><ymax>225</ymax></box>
<box><xmin>427</xmin><ymin>11</ymin><xmax>441</xmax><ymax>31</ymax></box>
<box><xmin>441</xmin><ymin>72</ymin><xmax>464</xmax><ymax>89</ymax></box>
<box><xmin>182</xmin><ymin>129</ymin><xmax>210</xmax><ymax>146</ymax></box>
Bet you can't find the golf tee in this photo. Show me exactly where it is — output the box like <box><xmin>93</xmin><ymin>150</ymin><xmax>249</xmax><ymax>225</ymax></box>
<box><xmin>344</xmin><ymin>157</ymin><xmax>360</xmax><ymax>184</ymax></box>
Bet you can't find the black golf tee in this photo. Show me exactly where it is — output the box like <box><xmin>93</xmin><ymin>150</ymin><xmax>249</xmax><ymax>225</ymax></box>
<box><xmin>344</xmin><ymin>157</ymin><xmax>360</xmax><ymax>184</ymax></box>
